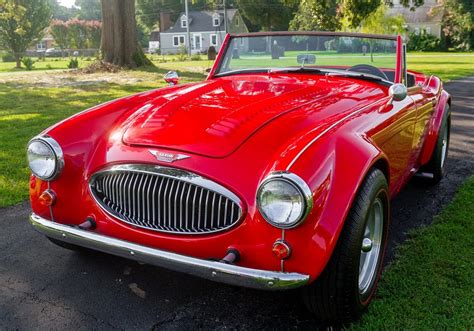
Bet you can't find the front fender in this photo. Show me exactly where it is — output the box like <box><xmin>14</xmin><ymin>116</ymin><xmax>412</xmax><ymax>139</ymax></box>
<box><xmin>282</xmin><ymin>132</ymin><xmax>388</xmax><ymax>280</ymax></box>
<box><xmin>420</xmin><ymin>80</ymin><xmax>451</xmax><ymax>166</ymax></box>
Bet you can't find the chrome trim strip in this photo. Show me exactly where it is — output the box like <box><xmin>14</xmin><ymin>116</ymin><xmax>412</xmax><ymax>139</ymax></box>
<box><xmin>256</xmin><ymin>171</ymin><xmax>313</xmax><ymax>229</ymax></box>
<box><xmin>89</xmin><ymin>164</ymin><xmax>244</xmax><ymax>235</ymax></box>
<box><xmin>30</xmin><ymin>213</ymin><xmax>309</xmax><ymax>290</ymax></box>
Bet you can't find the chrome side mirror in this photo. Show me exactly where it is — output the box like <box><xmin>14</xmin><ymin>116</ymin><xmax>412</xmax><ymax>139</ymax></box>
<box><xmin>164</xmin><ymin>71</ymin><xmax>179</xmax><ymax>86</ymax></box>
<box><xmin>388</xmin><ymin>83</ymin><xmax>407</xmax><ymax>103</ymax></box>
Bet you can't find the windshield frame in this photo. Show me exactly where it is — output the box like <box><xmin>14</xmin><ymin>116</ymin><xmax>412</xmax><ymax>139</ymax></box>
<box><xmin>207</xmin><ymin>31</ymin><xmax>404</xmax><ymax>85</ymax></box>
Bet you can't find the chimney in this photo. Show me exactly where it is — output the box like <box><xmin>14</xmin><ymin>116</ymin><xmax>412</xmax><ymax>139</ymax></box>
<box><xmin>160</xmin><ymin>12</ymin><xmax>172</xmax><ymax>32</ymax></box>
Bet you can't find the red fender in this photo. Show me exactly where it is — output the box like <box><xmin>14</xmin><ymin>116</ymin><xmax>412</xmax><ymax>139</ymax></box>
<box><xmin>420</xmin><ymin>76</ymin><xmax>451</xmax><ymax>166</ymax></box>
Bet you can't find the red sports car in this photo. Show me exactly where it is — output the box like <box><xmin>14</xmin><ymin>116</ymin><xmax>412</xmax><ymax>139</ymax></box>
<box><xmin>27</xmin><ymin>32</ymin><xmax>451</xmax><ymax>322</ymax></box>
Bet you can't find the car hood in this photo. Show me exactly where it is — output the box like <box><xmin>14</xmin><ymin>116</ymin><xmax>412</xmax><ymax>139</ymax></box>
<box><xmin>123</xmin><ymin>75</ymin><xmax>378</xmax><ymax>158</ymax></box>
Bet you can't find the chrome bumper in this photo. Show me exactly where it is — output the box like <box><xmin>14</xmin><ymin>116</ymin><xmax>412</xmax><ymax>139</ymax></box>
<box><xmin>30</xmin><ymin>213</ymin><xmax>310</xmax><ymax>290</ymax></box>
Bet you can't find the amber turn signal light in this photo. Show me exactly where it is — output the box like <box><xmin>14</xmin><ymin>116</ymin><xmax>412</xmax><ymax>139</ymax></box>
<box><xmin>39</xmin><ymin>189</ymin><xmax>56</xmax><ymax>207</ymax></box>
<box><xmin>272</xmin><ymin>240</ymin><xmax>291</xmax><ymax>260</ymax></box>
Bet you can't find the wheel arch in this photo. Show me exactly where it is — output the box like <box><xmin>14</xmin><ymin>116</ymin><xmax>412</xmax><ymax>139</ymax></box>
<box><xmin>284</xmin><ymin>133</ymin><xmax>391</xmax><ymax>280</ymax></box>
<box><xmin>420</xmin><ymin>89</ymin><xmax>451</xmax><ymax>166</ymax></box>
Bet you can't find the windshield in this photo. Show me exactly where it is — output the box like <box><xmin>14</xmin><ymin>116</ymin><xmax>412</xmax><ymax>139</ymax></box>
<box><xmin>216</xmin><ymin>34</ymin><xmax>398</xmax><ymax>82</ymax></box>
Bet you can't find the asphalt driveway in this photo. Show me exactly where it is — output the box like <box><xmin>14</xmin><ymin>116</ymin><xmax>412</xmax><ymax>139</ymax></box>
<box><xmin>1</xmin><ymin>76</ymin><xmax>473</xmax><ymax>330</ymax></box>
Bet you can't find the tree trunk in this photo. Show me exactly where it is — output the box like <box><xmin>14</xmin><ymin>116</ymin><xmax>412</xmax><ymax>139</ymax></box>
<box><xmin>100</xmin><ymin>0</ymin><xmax>150</xmax><ymax>67</ymax></box>
<box><xmin>15</xmin><ymin>54</ymin><xmax>21</xmax><ymax>69</ymax></box>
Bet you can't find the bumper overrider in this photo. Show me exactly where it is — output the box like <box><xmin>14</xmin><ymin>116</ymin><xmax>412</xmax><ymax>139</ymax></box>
<box><xmin>30</xmin><ymin>213</ymin><xmax>310</xmax><ymax>290</ymax></box>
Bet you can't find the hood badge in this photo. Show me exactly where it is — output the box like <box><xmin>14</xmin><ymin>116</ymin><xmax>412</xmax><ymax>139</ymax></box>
<box><xmin>149</xmin><ymin>150</ymin><xmax>190</xmax><ymax>163</ymax></box>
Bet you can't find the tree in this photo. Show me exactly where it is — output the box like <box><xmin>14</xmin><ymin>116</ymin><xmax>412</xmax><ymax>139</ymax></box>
<box><xmin>100</xmin><ymin>0</ymin><xmax>150</xmax><ymax>67</ymax></box>
<box><xmin>358</xmin><ymin>4</ymin><xmax>406</xmax><ymax>35</ymax></box>
<box><xmin>442</xmin><ymin>0</ymin><xmax>473</xmax><ymax>51</ymax></box>
<box><xmin>236</xmin><ymin>0</ymin><xmax>297</xmax><ymax>31</ymax></box>
<box><xmin>339</xmin><ymin>0</ymin><xmax>381</xmax><ymax>29</ymax></box>
<box><xmin>291</xmin><ymin>0</ymin><xmax>426</xmax><ymax>32</ymax></box>
<box><xmin>75</xmin><ymin>0</ymin><xmax>101</xmax><ymax>20</ymax></box>
<box><xmin>49</xmin><ymin>0</ymin><xmax>79</xmax><ymax>20</ymax></box>
<box><xmin>50</xmin><ymin>19</ymin><xmax>70</xmax><ymax>54</ymax></box>
<box><xmin>86</xmin><ymin>20</ymin><xmax>101</xmax><ymax>49</ymax></box>
<box><xmin>289</xmin><ymin>0</ymin><xmax>340</xmax><ymax>31</ymax></box>
<box><xmin>0</xmin><ymin>0</ymin><xmax>52</xmax><ymax>68</ymax></box>
<box><xmin>68</xmin><ymin>18</ymin><xmax>88</xmax><ymax>49</ymax></box>
<box><xmin>136</xmin><ymin>0</ymin><xmax>182</xmax><ymax>33</ymax></box>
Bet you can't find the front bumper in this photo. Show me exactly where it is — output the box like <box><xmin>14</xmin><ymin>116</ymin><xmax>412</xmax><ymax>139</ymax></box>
<box><xmin>30</xmin><ymin>213</ymin><xmax>310</xmax><ymax>290</ymax></box>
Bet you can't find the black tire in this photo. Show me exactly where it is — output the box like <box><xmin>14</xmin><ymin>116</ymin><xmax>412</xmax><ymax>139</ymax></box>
<box><xmin>419</xmin><ymin>105</ymin><xmax>451</xmax><ymax>185</ymax></box>
<box><xmin>47</xmin><ymin>237</ymin><xmax>89</xmax><ymax>253</ymax></box>
<box><xmin>302</xmin><ymin>168</ymin><xmax>390</xmax><ymax>323</ymax></box>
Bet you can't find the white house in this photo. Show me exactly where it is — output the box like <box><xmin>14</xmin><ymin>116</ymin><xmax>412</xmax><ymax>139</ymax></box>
<box><xmin>159</xmin><ymin>9</ymin><xmax>249</xmax><ymax>55</ymax></box>
<box><xmin>388</xmin><ymin>0</ymin><xmax>444</xmax><ymax>38</ymax></box>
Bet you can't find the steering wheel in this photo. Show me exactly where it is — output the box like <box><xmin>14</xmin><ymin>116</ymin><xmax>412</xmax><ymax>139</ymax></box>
<box><xmin>347</xmin><ymin>64</ymin><xmax>388</xmax><ymax>80</ymax></box>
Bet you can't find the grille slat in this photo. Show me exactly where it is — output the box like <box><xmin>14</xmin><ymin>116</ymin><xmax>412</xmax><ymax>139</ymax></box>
<box><xmin>91</xmin><ymin>166</ymin><xmax>242</xmax><ymax>234</ymax></box>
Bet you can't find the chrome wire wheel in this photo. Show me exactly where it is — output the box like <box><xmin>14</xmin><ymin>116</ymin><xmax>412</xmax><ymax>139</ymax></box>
<box><xmin>441</xmin><ymin>126</ymin><xmax>448</xmax><ymax>168</ymax></box>
<box><xmin>358</xmin><ymin>197</ymin><xmax>384</xmax><ymax>298</ymax></box>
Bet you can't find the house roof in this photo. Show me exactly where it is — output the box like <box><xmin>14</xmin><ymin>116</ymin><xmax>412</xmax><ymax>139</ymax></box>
<box><xmin>162</xmin><ymin>9</ymin><xmax>239</xmax><ymax>33</ymax></box>
<box><xmin>387</xmin><ymin>4</ymin><xmax>444</xmax><ymax>24</ymax></box>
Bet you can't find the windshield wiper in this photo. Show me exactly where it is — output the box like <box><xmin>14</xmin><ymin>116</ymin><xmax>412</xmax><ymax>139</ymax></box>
<box><xmin>269</xmin><ymin>67</ymin><xmax>324</xmax><ymax>74</ymax></box>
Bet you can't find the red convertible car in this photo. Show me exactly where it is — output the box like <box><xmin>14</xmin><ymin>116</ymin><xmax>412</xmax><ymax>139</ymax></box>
<box><xmin>27</xmin><ymin>32</ymin><xmax>450</xmax><ymax>322</ymax></box>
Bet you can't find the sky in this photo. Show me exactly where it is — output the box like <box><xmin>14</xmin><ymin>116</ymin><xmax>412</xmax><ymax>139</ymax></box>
<box><xmin>58</xmin><ymin>0</ymin><xmax>76</xmax><ymax>8</ymax></box>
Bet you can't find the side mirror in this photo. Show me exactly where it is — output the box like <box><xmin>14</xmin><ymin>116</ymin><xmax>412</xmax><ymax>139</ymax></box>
<box><xmin>164</xmin><ymin>71</ymin><xmax>179</xmax><ymax>86</ymax></box>
<box><xmin>388</xmin><ymin>83</ymin><xmax>407</xmax><ymax>103</ymax></box>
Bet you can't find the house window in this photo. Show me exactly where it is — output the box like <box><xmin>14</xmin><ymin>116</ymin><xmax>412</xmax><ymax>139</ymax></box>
<box><xmin>425</xmin><ymin>26</ymin><xmax>431</xmax><ymax>34</ymax></box>
<box><xmin>240</xmin><ymin>38</ymin><xmax>244</xmax><ymax>46</ymax></box>
<box><xmin>235</xmin><ymin>17</ymin><xmax>239</xmax><ymax>26</ymax></box>
<box><xmin>173</xmin><ymin>35</ymin><xmax>185</xmax><ymax>47</ymax></box>
<box><xmin>181</xmin><ymin>15</ymin><xmax>187</xmax><ymax>28</ymax></box>
<box><xmin>37</xmin><ymin>40</ymin><xmax>46</xmax><ymax>50</ymax></box>
<box><xmin>213</xmin><ymin>14</ymin><xmax>220</xmax><ymax>27</ymax></box>
<box><xmin>414</xmin><ymin>27</ymin><xmax>420</xmax><ymax>35</ymax></box>
<box><xmin>210</xmin><ymin>34</ymin><xmax>218</xmax><ymax>46</ymax></box>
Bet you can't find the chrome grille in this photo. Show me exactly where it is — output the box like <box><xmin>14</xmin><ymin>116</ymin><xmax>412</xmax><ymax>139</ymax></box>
<box><xmin>90</xmin><ymin>165</ymin><xmax>243</xmax><ymax>234</ymax></box>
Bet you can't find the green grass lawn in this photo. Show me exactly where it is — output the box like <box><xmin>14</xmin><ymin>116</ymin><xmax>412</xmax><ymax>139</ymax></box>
<box><xmin>351</xmin><ymin>176</ymin><xmax>474</xmax><ymax>329</ymax></box>
<box><xmin>1</xmin><ymin>52</ymin><xmax>473</xmax><ymax>81</ymax></box>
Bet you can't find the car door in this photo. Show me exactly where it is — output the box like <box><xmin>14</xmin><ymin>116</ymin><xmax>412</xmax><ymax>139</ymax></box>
<box><xmin>371</xmin><ymin>94</ymin><xmax>418</xmax><ymax>195</ymax></box>
<box><xmin>407</xmin><ymin>84</ymin><xmax>437</xmax><ymax>164</ymax></box>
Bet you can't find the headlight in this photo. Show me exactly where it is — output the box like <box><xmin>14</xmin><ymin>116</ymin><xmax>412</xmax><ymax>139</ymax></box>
<box><xmin>257</xmin><ymin>172</ymin><xmax>313</xmax><ymax>229</ymax></box>
<box><xmin>27</xmin><ymin>136</ymin><xmax>64</xmax><ymax>181</ymax></box>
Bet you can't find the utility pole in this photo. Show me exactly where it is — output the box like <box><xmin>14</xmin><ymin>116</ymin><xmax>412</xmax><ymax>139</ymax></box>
<box><xmin>223</xmin><ymin>0</ymin><xmax>228</xmax><ymax>34</ymax></box>
<box><xmin>185</xmin><ymin>0</ymin><xmax>191</xmax><ymax>56</ymax></box>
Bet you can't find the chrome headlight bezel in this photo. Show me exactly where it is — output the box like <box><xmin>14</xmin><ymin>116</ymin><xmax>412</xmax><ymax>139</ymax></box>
<box><xmin>256</xmin><ymin>172</ymin><xmax>313</xmax><ymax>229</ymax></box>
<box><xmin>26</xmin><ymin>136</ymin><xmax>64</xmax><ymax>181</ymax></box>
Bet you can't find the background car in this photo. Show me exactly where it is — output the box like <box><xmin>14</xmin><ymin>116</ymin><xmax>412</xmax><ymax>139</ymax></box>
<box><xmin>44</xmin><ymin>48</ymin><xmax>62</xmax><ymax>57</ymax></box>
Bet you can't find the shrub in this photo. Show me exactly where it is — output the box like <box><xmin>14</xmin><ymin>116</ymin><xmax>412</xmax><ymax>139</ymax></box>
<box><xmin>1</xmin><ymin>53</ymin><xmax>15</xmax><ymax>62</ymax></box>
<box><xmin>21</xmin><ymin>57</ymin><xmax>35</xmax><ymax>70</ymax></box>
<box><xmin>407</xmin><ymin>30</ymin><xmax>442</xmax><ymax>51</ymax></box>
<box><xmin>46</xmin><ymin>64</ymin><xmax>52</xmax><ymax>70</ymax></box>
<box><xmin>190</xmin><ymin>53</ymin><xmax>201</xmax><ymax>61</ymax></box>
<box><xmin>176</xmin><ymin>44</ymin><xmax>188</xmax><ymax>61</ymax></box>
<box><xmin>67</xmin><ymin>58</ymin><xmax>79</xmax><ymax>69</ymax></box>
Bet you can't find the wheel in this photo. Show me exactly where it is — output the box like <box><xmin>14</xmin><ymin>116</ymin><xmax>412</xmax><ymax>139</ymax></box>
<box><xmin>419</xmin><ymin>105</ymin><xmax>451</xmax><ymax>185</ymax></box>
<box><xmin>302</xmin><ymin>168</ymin><xmax>390</xmax><ymax>323</ymax></box>
<box><xmin>47</xmin><ymin>237</ymin><xmax>89</xmax><ymax>253</ymax></box>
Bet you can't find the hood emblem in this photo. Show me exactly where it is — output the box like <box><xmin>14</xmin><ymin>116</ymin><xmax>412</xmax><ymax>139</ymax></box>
<box><xmin>149</xmin><ymin>150</ymin><xmax>190</xmax><ymax>163</ymax></box>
